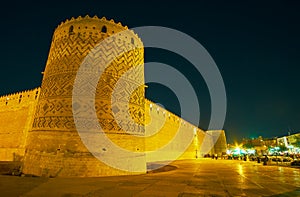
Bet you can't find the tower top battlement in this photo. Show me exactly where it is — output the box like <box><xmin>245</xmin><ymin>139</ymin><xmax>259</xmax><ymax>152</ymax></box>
<box><xmin>56</xmin><ymin>15</ymin><xmax>128</xmax><ymax>30</ymax></box>
<box><xmin>44</xmin><ymin>15</ymin><xmax>143</xmax><ymax>79</ymax></box>
<box><xmin>52</xmin><ymin>15</ymin><xmax>142</xmax><ymax>44</ymax></box>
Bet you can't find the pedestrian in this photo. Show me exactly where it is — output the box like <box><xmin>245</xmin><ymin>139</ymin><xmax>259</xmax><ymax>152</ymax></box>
<box><xmin>263</xmin><ymin>155</ymin><xmax>268</xmax><ymax>165</ymax></box>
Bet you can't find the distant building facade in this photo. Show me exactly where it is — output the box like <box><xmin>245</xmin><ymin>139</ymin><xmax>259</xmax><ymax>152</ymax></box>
<box><xmin>242</xmin><ymin>133</ymin><xmax>300</xmax><ymax>155</ymax></box>
<box><xmin>207</xmin><ymin>130</ymin><xmax>227</xmax><ymax>156</ymax></box>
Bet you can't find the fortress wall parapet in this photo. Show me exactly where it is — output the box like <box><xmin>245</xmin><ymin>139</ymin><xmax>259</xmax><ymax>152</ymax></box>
<box><xmin>144</xmin><ymin>99</ymin><xmax>208</xmax><ymax>161</ymax></box>
<box><xmin>0</xmin><ymin>88</ymin><xmax>40</xmax><ymax>110</ymax></box>
<box><xmin>54</xmin><ymin>15</ymin><xmax>129</xmax><ymax>40</ymax></box>
<box><xmin>0</xmin><ymin>88</ymin><xmax>40</xmax><ymax>161</ymax></box>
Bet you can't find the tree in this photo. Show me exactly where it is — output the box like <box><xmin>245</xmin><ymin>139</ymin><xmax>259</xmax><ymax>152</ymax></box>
<box><xmin>279</xmin><ymin>145</ymin><xmax>287</xmax><ymax>152</ymax></box>
<box><xmin>243</xmin><ymin>143</ymin><xmax>254</xmax><ymax>149</ymax></box>
<box><xmin>292</xmin><ymin>135</ymin><xmax>300</xmax><ymax>148</ymax></box>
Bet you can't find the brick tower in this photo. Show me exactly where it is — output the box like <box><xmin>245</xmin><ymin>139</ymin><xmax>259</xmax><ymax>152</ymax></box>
<box><xmin>22</xmin><ymin>15</ymin><xmax>145</xmax><ymax>177</ymax></box>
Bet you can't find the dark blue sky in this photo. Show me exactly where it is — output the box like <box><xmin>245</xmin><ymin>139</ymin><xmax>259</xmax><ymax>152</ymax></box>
<box><xmin>0</xmin><ymin>1</ymin><xmax>299</xmax><ymax>143</ymax></box>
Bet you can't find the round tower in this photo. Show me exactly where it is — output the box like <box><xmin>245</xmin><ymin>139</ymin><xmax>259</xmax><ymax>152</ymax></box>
<box><xmin>23</xmin><ymin>15</ymin><xmax>145</xmax><ymax>177</ymax></box>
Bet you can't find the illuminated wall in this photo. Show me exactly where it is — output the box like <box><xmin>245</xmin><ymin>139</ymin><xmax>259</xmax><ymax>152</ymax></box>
<box><xmin>22</xmin><ymin>16</ymin><xmax>145</xmax><ymax>177</ymax></box>
<box><xmin>145</xmin><ymin>100</ymin><xmax>210</xmax><ymax>162</ymax></box>
<box><xmin>0</xmin><ymin>16</ymin><xmax>222</xmax><ymax>177</ymax></box>
<box><xmin>206</xmin><ymin>130</ymin><xmax>227</xmax><ymax>156</ymax></box>
<box><xmin>0</xmin><ymin>88</ymin><xmax>39</xmax><ymax>161</ymax></box>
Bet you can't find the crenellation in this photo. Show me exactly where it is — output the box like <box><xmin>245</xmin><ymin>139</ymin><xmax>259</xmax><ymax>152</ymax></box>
<box><xmin>0</xmin><ymin>88</ymin><xmax>40</xmax><ymax>109</ymax></box>
<box><xmin>53</xmin><ymin>15</ymin><xmax>130</xmax><ymax>42</ymax></box>
<box><xmin>0</xmin><ymin>87</ymin><xmax>39</xmax><ymax>161</ymax></box>
<box><xmin>145</xmin><ymin>99</ymin><xmax>199</xmax><ymax>130</ymax></box>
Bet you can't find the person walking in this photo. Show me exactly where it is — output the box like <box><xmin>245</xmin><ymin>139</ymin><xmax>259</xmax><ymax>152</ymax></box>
<box><xmin>263</xmin><ymin>155</ymin><xmax>268</xmax><ymax>165</ymax></box>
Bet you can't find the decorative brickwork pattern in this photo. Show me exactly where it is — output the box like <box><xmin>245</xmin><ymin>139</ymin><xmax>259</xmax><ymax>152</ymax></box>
<box><xmin>33</xmin><ymin>15</ymin><xmax>144</xmax><ymax>133</ymax></box>
<box><xmin>23</xmin><ymin>15</ymin><xmax>146</xmax><ymax>177</ymax></box>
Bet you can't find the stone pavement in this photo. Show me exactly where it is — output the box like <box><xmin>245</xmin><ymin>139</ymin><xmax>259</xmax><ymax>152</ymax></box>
<box><xmin>1</xmin><ymin>159</ymin><xmax>300</xmax><ymax>196</ymax></box>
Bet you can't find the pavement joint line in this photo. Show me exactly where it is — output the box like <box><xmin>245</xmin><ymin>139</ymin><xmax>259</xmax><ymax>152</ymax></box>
<box><xmin>130</xmin><ymin>175</ymin><xmax>162</xmax><ymax>196</ymax></box>
<box><xmin>236</xmin><ymin>169</ymin><xmax>264</xmax><ymax>189</ymax></box>
<box><xmin>217</xmin><ymin>172</ymin><xmax>234</xmax><ymax>197</ymax></box>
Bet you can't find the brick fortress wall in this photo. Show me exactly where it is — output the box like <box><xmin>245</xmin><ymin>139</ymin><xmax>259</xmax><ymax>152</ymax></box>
<box><xmin>145</xmin><ymin>100</ymin><xmax>212</xmax><ymax>162</ymax></box>
<box><xmin>0</xmin><ymin>16</ymin><xmax>222</xmax><ymax>177</ymax></box>
<box><xmin>0</xmin><ymin>88</ymin><xmax>40</xmax><ymax>161</ymax></box>
<box><xmin>22</xmin><ymin>16</ymin><xmax>146</xmax><ymax>177</ymax></box>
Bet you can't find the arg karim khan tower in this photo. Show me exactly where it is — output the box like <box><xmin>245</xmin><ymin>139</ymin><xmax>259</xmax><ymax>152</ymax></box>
<box><xmin>0</xmin><ymin>16</ymin><xmax>226</xmax><ymax>177</ymax></box>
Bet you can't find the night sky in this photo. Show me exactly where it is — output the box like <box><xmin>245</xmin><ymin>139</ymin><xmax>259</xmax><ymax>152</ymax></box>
<box><xmin>0</xmin><ymin>1</ymin><xmax>299</xmax><ymax>143</ymax></box>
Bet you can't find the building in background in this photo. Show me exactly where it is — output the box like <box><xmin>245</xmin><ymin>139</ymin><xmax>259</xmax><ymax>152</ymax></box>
<box><xmin>207</xmin><ymin>130</ymin><xmax>227</xmax><ymax>156</ymax></box>
<box><xmin>239</xmin><ymin>133</ymin><xmax>300</xmax><ymax>156</ymax></box>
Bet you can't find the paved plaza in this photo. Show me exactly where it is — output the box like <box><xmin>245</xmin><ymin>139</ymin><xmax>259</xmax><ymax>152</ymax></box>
<box><xmin>1</xmin><ymin>159</ymin><xmax>300</xmax><ymax>196</ymax></box>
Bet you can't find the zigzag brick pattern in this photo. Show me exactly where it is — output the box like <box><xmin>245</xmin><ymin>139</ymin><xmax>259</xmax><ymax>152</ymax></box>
<box><xmin>23</xmin><ymin>15</ymin><xmax>146</xmax><ymax>177</ymax></box>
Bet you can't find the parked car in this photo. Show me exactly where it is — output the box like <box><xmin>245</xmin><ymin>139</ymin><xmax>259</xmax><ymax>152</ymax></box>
<box><xmin>271</xmin><ymin>157</ymin><xmax>281</xmax><ymax>162</ymax></box>
<box><xmin>291</xmin><ymin>160</ymin><xmax>300</xmax><ymax>166</ymax></box>
<box><xmin>269</xmin><ymin>156</ymin><xmax>293</xmax><ymax>163</ymax></box>
<box><xmin>282</xmin><ymin>157</ymin><xmax>293</xmax><ymax>162</ymax></box>
<box><xmin>249</xmin><ymin>155</ymin><xmax>257</xmax><ymax>161</ymax></box>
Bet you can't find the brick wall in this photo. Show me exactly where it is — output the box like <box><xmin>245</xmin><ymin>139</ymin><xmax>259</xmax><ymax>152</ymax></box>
<box><xmin>145</xmin><ymin>100</ymin><xmax>210</xmax><ymax>162</ymax></box>
<box><xmin>0</xmin><ymin>88</ymin><xmax>39</xmax><ymax>161</ymax></box>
